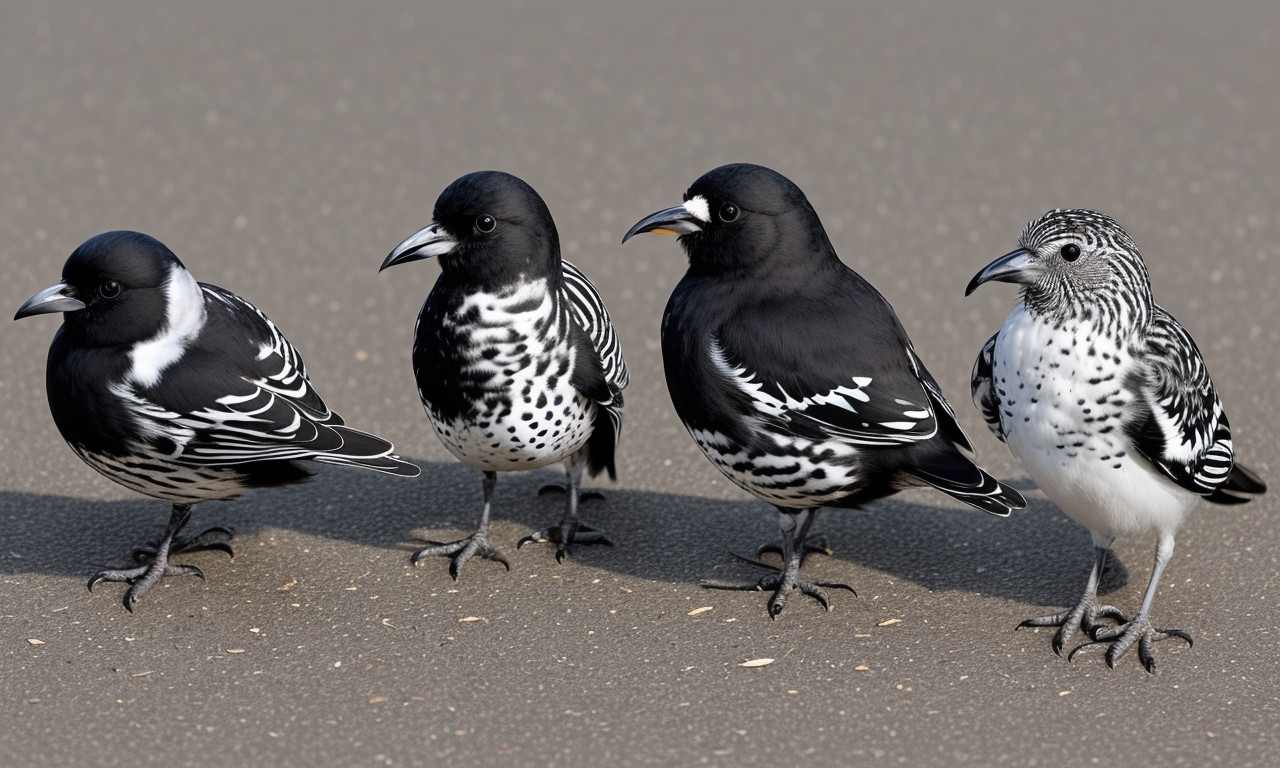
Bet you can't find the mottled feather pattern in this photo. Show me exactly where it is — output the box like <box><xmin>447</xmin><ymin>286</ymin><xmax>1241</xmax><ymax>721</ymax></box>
<box><xmin>970</xmin><ymin>332</ymin><xmax>1004</xmax><ymax>443</ymax></box>
<box><xmin>1125</xmin><ymin>307</ymin><xmax>1235</xmax><ymax>495</ymax></box>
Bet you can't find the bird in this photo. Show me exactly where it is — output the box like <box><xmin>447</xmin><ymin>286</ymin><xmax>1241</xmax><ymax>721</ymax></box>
<box><xmin>967</xmin><ymin>208</ymin><xmax>1267</xmax><ymax>672</ymax></box>
<box><xmin>622</xmin><ymin>163</ymin><xmax>1025</xmax><ymax>618</ymax></box>
<box><xmin>380</xmin><ymin>170</ymin><xmax>628</xmax><ymax>576</ymax></box>
<box><xmin>14</xmin><ymin>230</ymin><xmax>421</xmax><ymax>610</ymax></box>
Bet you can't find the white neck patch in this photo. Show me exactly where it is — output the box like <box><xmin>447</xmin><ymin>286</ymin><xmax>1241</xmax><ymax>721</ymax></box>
<box><xmin>127</xmin><ymin>264</ymin><xmax>207</xmax><ymax>388</ymax></box>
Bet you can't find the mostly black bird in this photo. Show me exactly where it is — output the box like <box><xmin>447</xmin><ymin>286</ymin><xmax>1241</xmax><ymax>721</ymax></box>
<box><xmin>967</xmin><ymin>208</ymin><xmax>1266</xmax><ymax>672</ymax></box>
<box><xmin>381</xmin><ymin>171</ymin><xmax>627</xmax><ymax>575</ymax></box>
<box><xmin>623</xmin><ymin>163</ymin><xmax>1025</xmax><ymax>618</ymax></box>
<box><xmin>15</xmin><ymin>231</ymin><xmax>420</xmax><ymax>610</ymax></box>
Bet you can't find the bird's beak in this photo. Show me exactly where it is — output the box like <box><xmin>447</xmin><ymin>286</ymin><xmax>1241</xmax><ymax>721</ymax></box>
<box><xmin>621</xmin><ymin>203</ymin><xmax>706</xmax><ymax>244</ymax></box>
<box><xmin>15</xmin><ymin>281</ymin><xmax>85</xmax><ymax>320</ymax></box>
<box><xmin>965</xmin><ymin>248</ymin><xmax>1039</xmax><ymax>296</ymax></box>
<box><xmin>380</xmin><ymin>222</ymin><xmax>457</xmax><ymax>271</ymax></box>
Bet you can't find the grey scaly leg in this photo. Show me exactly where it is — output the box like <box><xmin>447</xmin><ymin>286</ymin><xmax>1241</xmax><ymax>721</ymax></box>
<box><xmin>519</xmin><ymin>452</ymin><xmax>614</xmax><ymax>562</ymax></box>
<box><xmin>89</xmin><ymin>503</ymin><xmax>215</xmax><ymax>612</ymax></box>
<box><xmin>1020</xmin><ymin>542</ymin><xmax>1128</xmax><ymax>656</ymax></box>
<box><xmin>1080</xmin><ymin>533</ymin><xmax>1192</xmax><ymax>673</ymax></box>
<box><xmin>705</xmin><ymin>507</ymin><xmax>855</xmax><ymax>619</ymax></box>
<box><xmin>413</xmin><ymin>470</ymin><xmax>511</xmax><ymax>579</ymax></box>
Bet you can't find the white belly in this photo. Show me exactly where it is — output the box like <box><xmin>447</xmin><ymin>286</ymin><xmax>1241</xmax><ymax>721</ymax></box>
<box><xmin>431</xmin><ymin>387</ymin><xmax>595</xmax><ymax>472</ymax></box>
<box><xmin>994</xmin><ymin>306</ymin><xmax>1197</xmax><ymax>539</ymax></box>
<box><xmin>424</xmin><ymin>280</ymin><xmax>596</xmax><ymax>472</ymax></box>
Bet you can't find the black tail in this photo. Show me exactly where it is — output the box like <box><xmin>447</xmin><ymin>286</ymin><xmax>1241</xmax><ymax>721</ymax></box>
<box><xmin>904</xmin><ymin>452</ymin><xmax>1026</xmax><ymax>517</ymax></box>
<box><xmin>311</xmin><ymin>425</ymin><xmax>421</xmax><ymax>477</ymax></box>
<box><xmin>583</xmin><ymin>397</ymin><xmax>623</xmax><ymax>480</ymax></box>
<box><xmin>1204</xmin><ymin>461</ymin><xmax>1267</xmax><ymax>505</ymax></box>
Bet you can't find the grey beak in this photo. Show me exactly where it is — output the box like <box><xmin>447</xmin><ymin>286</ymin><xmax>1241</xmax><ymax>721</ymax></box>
<box><xmin>381</xmin><ymin>222</ymin><xmax>457</xmax><ymax>271</ymax></box>
<box><xmin>15</xmin><ymin>281</ymin><xmax>85</xmax><ymax>320</ymax></box>
<box><xmin>621</xmin><ymin>204</ymin><xmax>706</xmax><ymax>244</ymax></box>
<box><xmin>965</xmin><ymin>248</ymin><xmax>1037</xmax><ymax>296</ymax></box>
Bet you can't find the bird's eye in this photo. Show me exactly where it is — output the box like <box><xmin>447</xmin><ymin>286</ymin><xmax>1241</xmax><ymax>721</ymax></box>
<box><xmin>1060</xmin><ymin>243</ymin><xmax>1081</xmax><ymax>262</ymax></box>
<box><xmin>99</xmin><ymin>280</ymin><xmax>122</xmax><ymax>298</ymax></box>
<box><xmin>718</xmin><ymin>202</ymin><xmax>740</xmax><ymax>223</ymax></box>
<box><xmin>475</xmin><ymin>214</ymin><xmax>497</xmax><ymax>233</ymax></box>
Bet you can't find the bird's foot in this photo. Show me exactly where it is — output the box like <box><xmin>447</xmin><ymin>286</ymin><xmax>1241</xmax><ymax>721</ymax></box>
<box><xmin>88</xmin><ymin>559</ymin><xmax>207</xmax><ymax>612</ymax></box>
<box><xmin>754</xmin><ymin>536</ymin><xmax>833</xmax><ymax>566</ymax></box>
<box><xmin>1018</xmin><ymin>597</ymin><xmax>1128</xmax><ymax>656</ymax></box>
<box><xmin>411</xmin><ymin>531</ymin><xmax>511</xmax><ymax>580</ymax></box>
<box><xmin>517</xmin><ymin>519</ymin><xmax>614</xmax><ymax>563</ymax></box>
<box><xmin>536</xmin><ymin>483</ymin><xmax>605</xmax><ymax>502</ymax></box>
<box><xmin>705</xmin><ymin>551</ymin><xmax>855</xmax><ymax>619</ymax></box>
<box><xmin>132</xmin><ymin>526</ymin><xmax>234</xmax><ymax>562</ymax></box>
<box><xmin>1067</xmin><ymin>616</ymin><xmax>1193</xmax><ymax>673</ymax></box>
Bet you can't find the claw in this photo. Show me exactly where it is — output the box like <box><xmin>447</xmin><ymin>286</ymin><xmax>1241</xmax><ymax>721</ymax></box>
<box><xmin>516</xmin><ymin>524</ymin><xmax>614</xmax><ymax>561</ymax></box>
<box><xmin>411</xmin><ymin>533</ymin><xmax>511</xmax><ymax>579</ymax></box>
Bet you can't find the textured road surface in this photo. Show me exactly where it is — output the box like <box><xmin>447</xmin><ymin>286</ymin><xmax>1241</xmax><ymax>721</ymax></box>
<box><xmin>2</xmin><ymin>2</ymin><xmax>1277</xmax><ymax>766</ymax></box>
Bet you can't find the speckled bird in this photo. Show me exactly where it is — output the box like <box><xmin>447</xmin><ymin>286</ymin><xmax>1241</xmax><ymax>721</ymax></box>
<box><xmin>382</xmin><ymin>171</ymin><xmax>627</xmax><ymax>576</ymax></box>
<box><xmin>968</xmin><ymin>208</ymin><xmax>1266</xmax><ymax>672</ymax></box>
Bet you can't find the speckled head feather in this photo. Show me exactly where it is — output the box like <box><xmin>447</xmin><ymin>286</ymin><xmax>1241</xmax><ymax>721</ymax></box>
<box><xmin>1017</xmin><ymin>208</ymin><xmax>1154</xmax><ymax>334</ymax></box>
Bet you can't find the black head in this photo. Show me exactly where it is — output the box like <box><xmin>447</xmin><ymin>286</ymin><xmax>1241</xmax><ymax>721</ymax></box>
<box><xmin>622</xmin><ymin>163</ymin><xmax>835</xmax><ymax>274</ymax></box>
<box><xmin>381</xmin><ymin>171</ymin><xmax>561</xmax><ymax>285</ymax></box>
<box><xmin>16</xmin><ymin>230</ymin><xmax>188</xmax><ymax>347</ymax></box>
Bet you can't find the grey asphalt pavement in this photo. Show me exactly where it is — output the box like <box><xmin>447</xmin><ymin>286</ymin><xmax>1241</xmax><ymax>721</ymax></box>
<box><xmin>2</xmin><ymin>2</ymin><xmax>1278</xmax><ymax>766</ymax></box>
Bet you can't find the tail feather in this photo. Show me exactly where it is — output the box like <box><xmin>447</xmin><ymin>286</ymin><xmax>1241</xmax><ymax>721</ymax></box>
<box><xmin>904</xmin><ymin>453</ymin><xmax>1026</xmax><ymax>517</ymax></box>
<box><xmin>1204</xmin><ymin>461</ymin><xmax>1266</xmax><ymax>505</ymax></box>
<box><xmin>583</xmin><ymin>398</ymin><xmax>623</xmax><ymax>481</ymax></box>
<box><xmin>310</xmin><ymin>425</ymin><xmax>421</xmax><ymax>477</ymax></box>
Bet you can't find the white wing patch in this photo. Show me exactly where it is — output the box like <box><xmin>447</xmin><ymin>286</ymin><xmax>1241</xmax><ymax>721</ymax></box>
<box><xmin>708</xmin><ymin>339</ymin><xmax>933</xmax><ymax>444</ymax></box>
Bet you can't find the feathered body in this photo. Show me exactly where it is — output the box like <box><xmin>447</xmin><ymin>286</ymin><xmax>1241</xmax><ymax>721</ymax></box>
<box><xmin>968</xmin><ymin>208</ymin><xmax>1265</xmax><ymax>671</ymax></box>
<box><xmin>383</xmin><ymin>171</ymin><xmax>627</xmax><ymax>572</ymax></box>
<box><xmin>17</xmin><ymin>230</ymin><xmax>417</xmax><ymax>609</ymax></box>
<box><xmin>625</xmin><ymin>163</ymin><xmax>1024</xmax><ymax>617</ymax></box>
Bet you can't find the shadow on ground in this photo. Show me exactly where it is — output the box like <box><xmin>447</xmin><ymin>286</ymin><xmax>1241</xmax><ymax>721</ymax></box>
<box><xmin>0</xmin><ymin>458</ymin><xmax>1126</xmax><ymax>609</ymax></box>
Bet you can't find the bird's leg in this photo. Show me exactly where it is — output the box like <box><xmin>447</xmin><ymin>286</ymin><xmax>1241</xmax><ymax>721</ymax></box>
<box><xmin>705</xmin><ymin>508</ymin><xmax>855</xmax><ymax>619</ymax></box>
<box><xmin>412</xmin><ymin>470</ymin><xmax>511</xmax><ymax>579</ymax></box>
<box><xmin>518</xmin><ymin>453</ymin><xmax>613</xmax><ymax>562</ymax></box>
<box><xmin>1020</xmin><ymin>543</ymin><xmax>1128</xmax><ymax>656</ymax></box>
<box><xmin>753</xmin><ymin>508</ymin><xmax>834</xmax><ymax>565</ymax></box>
<box><xmin>1070</xmin><ymin>534</ymin><xmax>1191</xmax><ymax>673</ymax></box>
<box><xmin>88</xmin><ymin>503</ymin><xmax>212</xmax><ymax>611</ymax></box>
<box><xmin>132</xmin><ymin>525</ymin><xmax>233</xmax><ymax>562</ymax></box>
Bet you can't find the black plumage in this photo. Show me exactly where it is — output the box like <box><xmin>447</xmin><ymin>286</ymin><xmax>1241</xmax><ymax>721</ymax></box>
<box><xmin>15</xmin><ymin>231</ymin><xmax>419</xmax><ymax>610</ymax></box>
<box><xmin>381</xmin><ymin>171</ymin><xmax>627</xmax><ymax>575</ymax></box>
<box><xmin>624</xmin><ymin>163</ymin><xmax>1024</xmax><ymax>617</ymax></box>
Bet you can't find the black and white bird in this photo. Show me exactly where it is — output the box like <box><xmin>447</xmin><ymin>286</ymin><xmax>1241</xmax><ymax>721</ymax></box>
<box><xmin>967</xmin><ymin>208</ymin><xmax>1267</xmax><ymax>672</ymax></box>
<box><xmin>623</xmin><ymin>163</ymin><xmax>1025</xmax><ymax>618</ymax></box>
<box><xmin>15</xmin><ymin>231</ymin><xmax>421</xmax><ymax>610</ymax></box>
<box><xmin>381</xmin><ymin>171</ymin><xmax>627</xmax><ymax>575</ymax></box>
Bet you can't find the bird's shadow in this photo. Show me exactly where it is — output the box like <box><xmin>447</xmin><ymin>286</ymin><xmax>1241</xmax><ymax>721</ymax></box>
<box><xmin>0</xmin><ymin>460</ymin><xmax>1125</xmax><ymax>607</ymax></box>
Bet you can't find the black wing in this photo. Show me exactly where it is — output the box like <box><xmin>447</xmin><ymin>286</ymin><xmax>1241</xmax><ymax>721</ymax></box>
<box><xmin>562</xmin><ymin>260</ymin><xmax>628</xmax><ymax>478</ymax></box>
<box><xmin>970</xmin><ymin>331</ymin><xmax>1006</xmax><ymax>443</ymax></box>
<box><xmin>1124</xmin><ymin>307</ymin><xmax>1237</xmax><ymax>497</ymax></box>
<box><xmin>137</xmin><ymin>286</ymin><xmax>418</xmax><ymax>476</ymax></box>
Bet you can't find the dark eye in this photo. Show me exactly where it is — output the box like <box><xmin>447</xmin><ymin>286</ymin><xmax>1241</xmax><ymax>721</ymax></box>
<box><xmin>475</xmin><ymin>214</ymin><xmax>497</xmax><ymax>233</ymax></box>
<box><xmin>718</xmin><ymin>202</ymin><xmax>739</xmax><ymax>222</ymax></box>
<box><xmin>1060</xmin><ymin>243</ymin><xmax>1081</xmax><ymax>262</ymax></box>
<box><xmin>99</xmin><ymin>280</ymin><xmax>122</xmax><ymax>298</ymax></box>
